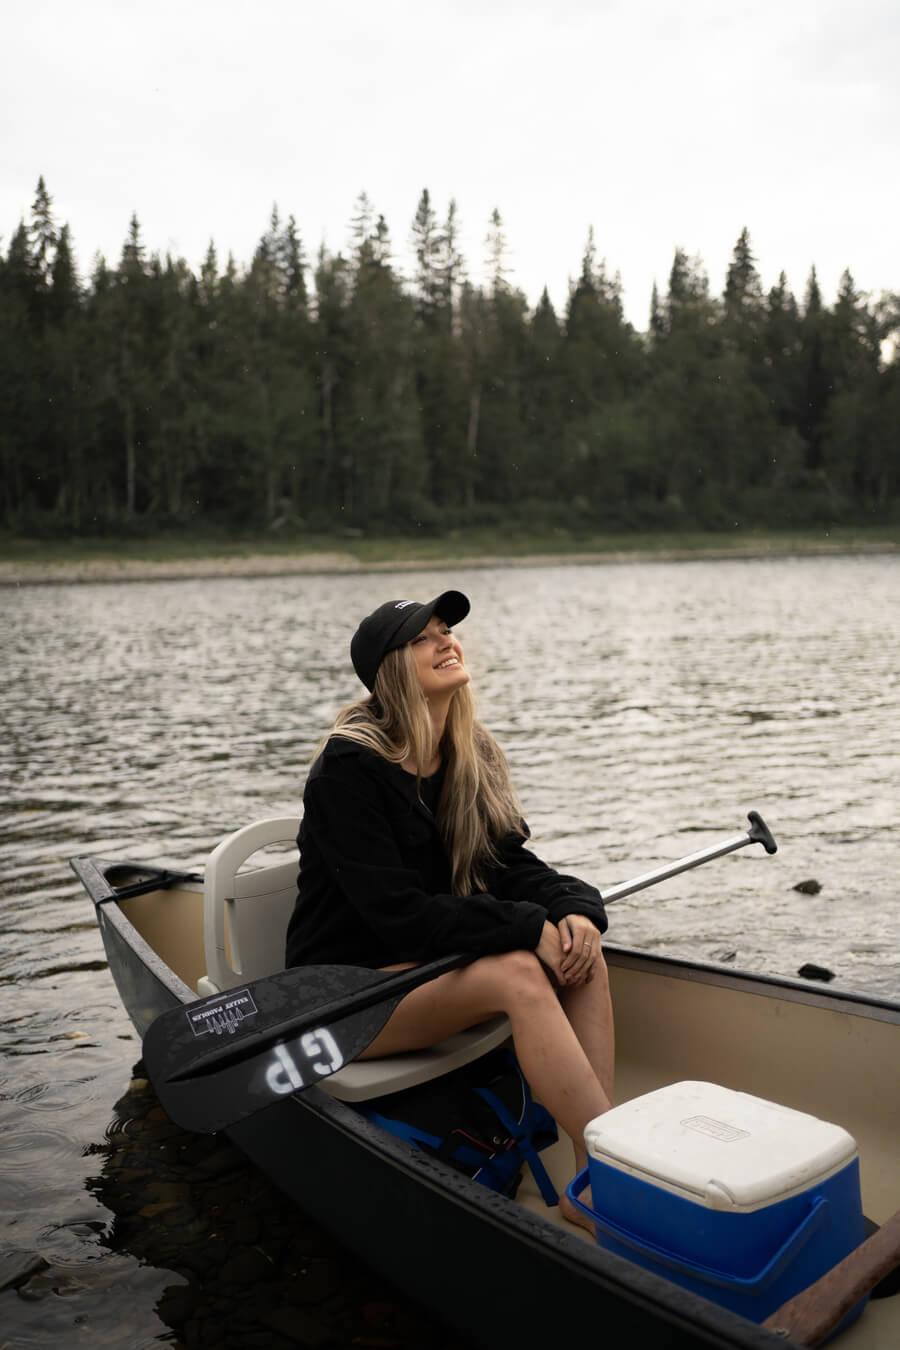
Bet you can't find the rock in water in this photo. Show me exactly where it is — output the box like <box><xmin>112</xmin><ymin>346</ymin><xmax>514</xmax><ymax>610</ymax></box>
<box><xmin>793</xmin><ymin>879</ymin><xmax>822</xmax><ymax>895</ymax></box>
<box><xmin>797</xmin><ymin>962</ymin><xmax>835</xmax><ymax>982</ymax></box>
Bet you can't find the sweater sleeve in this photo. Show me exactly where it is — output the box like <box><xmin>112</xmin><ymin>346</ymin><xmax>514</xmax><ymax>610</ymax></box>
<box><xmin>489</xmin><ymin>822</ymin><xmax>609</xmax><ymax>935</ymax></box>
<box><xmin>305</xmin><ymin>775</ymin><xmax>548</xmax><ymax>962</ymax></box>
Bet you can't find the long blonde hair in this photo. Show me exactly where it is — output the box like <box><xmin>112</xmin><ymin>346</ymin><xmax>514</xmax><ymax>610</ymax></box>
<box><xmin>316</xmin><ymin>644</ymin><xmax>525</xmax><ymax>893</ymax></box>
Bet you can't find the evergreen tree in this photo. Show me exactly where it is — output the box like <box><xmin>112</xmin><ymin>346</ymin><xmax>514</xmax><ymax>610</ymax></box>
<box><xmin>278</xmin><ymin>214</ymin><xmax>308</xmax><ymax>313</ymax></box>
<box><xmin>522</xmin><ymin>287</ymin><xmax>567</xmax><ymax>503</ymax></box>
<box><xmin>28</xmin><ymin>176</ymin><xmax>57</xmax><ymax>295</ymax></box>
<box><xmin>45</xmin><ymin>223</ymin><xmax>86</xmax><ymax>524</ymax></box>
<box><xmin>717</xmin><ymin>228</ymin><xmax>774</xmax><ymax>501</ymax></box>
<box><xmin>0</xmin><ymin>222</ymin><xmax>40</xmax><ymax>522</ymax></box>
<box><xmin>723</xmin><ymin>227</ymin><xmax>764</xmax><ymax>349</ymax></box>
<box><xmin>485</xmin><ymin>208</ymin><xmax>510</xmax><ymax>293</ymax></box>
<box><xmin>236</xmin><ymin>207</ymin><xmax>318</xmax><ymax>524</ymax></box>
<box><xmin>437</xmin><ymin>198</ymin><xmax>465</xmax><ymax>319</ymax></box>
<box><xmin>477</xmin><ymin>276</ymin><xmax>530</xmax><ymax>508</ymax></box>
<box><xmin>457</xmin><ymin>279</ymin><xmax>489</xmax><ymax>510</ymax></box>
<box><xmin>410</xmin><ymin>193</ymin><xmax>467</xmax><ymax>508</ymax></box>
<box><xmin>411</xmin><ymin>188</ymin><xmax>442</xmax><ymax>325</ymax></box>
<box><xmin>763</xmin><ymin>272</ymin><xmax>802</xmax><ymax>422</ymax></box>
<box><xmin>558</xmin><ymin>229</ymin><xmax>645</xmax><ymax>520</ymax></box>
<box><xmin>798</xmin><ymin>267</ymin><xmax>831</xmax><ymax>475</ymax></box>
<box><xmin>645</xmin><ymin>249</ymin><xmax>726</xmax><ymax>518</ymax></box>
<box><xmin>113</xmin><ymin>213</ymin><xmax>152</xmax><ymax>517</ymax></box>
<box><xmin>342</xmin><ymin>208</ymin><xmax>423</xmax><ymax>523</ymax></box>
<box><xmin>49</xmin><ymin>223</ymin><xmax>79</xmax><ymax>320</ymax></box>
<box><xmin>649</xmin><ymin>282</ymin><xmax>664</xmax><ymax>341</ymax></box>
<box><xmin>312</xmin><ymin>245</ymin><xmax>353</xmax><ymax>517</ymax></box>
<box><xmin>821</xmin><ymin>271</ymin><xmax>883</xmax><ymax>509</ymax></box>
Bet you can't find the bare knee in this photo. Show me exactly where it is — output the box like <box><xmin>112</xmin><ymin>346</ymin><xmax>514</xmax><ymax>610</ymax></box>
<box><xmin>481</xmin><ymin>949</ymin><xmax>554</xmax><ymax>1006</ymax></box>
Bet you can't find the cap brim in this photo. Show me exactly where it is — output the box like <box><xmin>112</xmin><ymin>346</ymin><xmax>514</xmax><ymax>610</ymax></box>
<box><xmin>392</xmin><ymin>589</ymin><xmax>470</xmax><ymax>647</ymax></box>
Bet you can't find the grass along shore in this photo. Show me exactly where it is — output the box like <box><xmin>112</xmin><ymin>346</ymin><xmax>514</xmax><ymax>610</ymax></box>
<box><xmin>1</xmin><ymin>525</ymin><xmax>898</xmax><ymax>586</ymax></box>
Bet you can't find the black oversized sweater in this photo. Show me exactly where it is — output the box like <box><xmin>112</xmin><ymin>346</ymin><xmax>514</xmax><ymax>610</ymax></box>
<box><xmin>284</xmin><ymin>737</ymin><xmax>608</xmax><ymax>970</ymax></box>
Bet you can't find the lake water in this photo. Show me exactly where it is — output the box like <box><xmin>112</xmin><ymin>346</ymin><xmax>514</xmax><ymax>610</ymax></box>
<box><xmin>2</xmin><ymin>554</ymin><xmax>899</xmax><ymax>1346</ymax></box>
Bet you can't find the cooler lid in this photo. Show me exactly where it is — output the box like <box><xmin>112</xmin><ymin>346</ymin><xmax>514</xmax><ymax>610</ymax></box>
<box><xmin>584</xmin><ymin>1081</ymin><xmax>857</xmax><ymax>1211</ymax></box>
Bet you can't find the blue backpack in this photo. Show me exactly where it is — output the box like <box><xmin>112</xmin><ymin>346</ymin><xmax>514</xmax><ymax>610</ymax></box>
<box><xmin>358</xmin><ymin>1048</ymin><xmax>558</xmax><ymax>1204</ymax></box>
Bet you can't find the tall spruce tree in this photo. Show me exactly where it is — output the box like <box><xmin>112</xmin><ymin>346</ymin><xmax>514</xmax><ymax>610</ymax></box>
<box><xmin>113</xmin><ymin>214</ymin><xmax>152</xmax><ymax>517</ymax></box>
<box><xmin>821</xmin><ymin>271</ymin><xmax>883</xmax><ymax>508</ymax></box>
<box><xmin>411</xmin><ymin>192</ymin><xmax>467</xmax><ymax>508</ymax></box>
<box><xmin>522</xmin><ymin>287</ymin><xmax>568</xmax><ymax>505</ymax></box>
<box><xmin>28</xmin><ymin>177</ymin><xmax>57</xmax><ymax>302</ymax></box>
<box><xmin>559</xmin><ymin>229</ymin><xmax>644</xmax><ymax>520</ymax></box>
<box><xmin>798</xmin><ymin>267</ymin><xmax>831</xmax><ymax>476</ymax></box>
<box><xmin>45</xmin><ymin>223</ymin><xmax>85</xmax><ymax>524</ymax></box>
<box><xmin>0</xmin><ymin>222</ymin><xmax>40</xmax><ymax>521</ymax></box>
<box><xmin>645</xmin><ymin>248</ymin><xmax>727</xmax><ymax>519</ymax></box>
<box><xmin>343</xmin><ymin>207</ymin><xmax>423</xmax><ymax>524</ymax></box>
<box><xmin>474</xmin><ymin>209</ymin><xmax>532</xmax><ymax>509</ymax></box>
<box><xmin>723</xmin><ymin>227</ymin><xmax>764</xmax><ymax>352</ymax></box>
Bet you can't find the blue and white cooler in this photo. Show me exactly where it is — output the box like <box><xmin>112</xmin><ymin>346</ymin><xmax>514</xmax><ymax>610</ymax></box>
<box><xmin>566</xmin><ymin>1081</ymin><xmax>867</xmax><ymax>1326</ymax></box>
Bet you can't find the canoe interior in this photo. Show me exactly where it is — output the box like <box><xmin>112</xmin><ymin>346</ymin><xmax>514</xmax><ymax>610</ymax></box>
<box><xmin>114</xmin><ymin>881</ymin><xmax>900</xmax><ymax>1348</ymax></box>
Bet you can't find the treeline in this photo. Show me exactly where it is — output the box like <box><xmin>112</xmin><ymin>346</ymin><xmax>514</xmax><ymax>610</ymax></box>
<box><xmin>1</xmin><ymin>177</ymin><xmax>898</xmax><ymax>536</ymax></box>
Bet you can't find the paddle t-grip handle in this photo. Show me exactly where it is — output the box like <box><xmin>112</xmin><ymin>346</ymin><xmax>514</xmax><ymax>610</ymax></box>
<box><xmin>747</xmin><ymin>810</ymin><xmax>777</xmax><ymax>855</ymax></box>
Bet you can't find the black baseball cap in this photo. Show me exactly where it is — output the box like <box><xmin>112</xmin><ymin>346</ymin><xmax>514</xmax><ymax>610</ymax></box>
<box><xmin>350</xmin><ymin>590</ymin><xmax>470</xmax><ymax>691</ymax></box>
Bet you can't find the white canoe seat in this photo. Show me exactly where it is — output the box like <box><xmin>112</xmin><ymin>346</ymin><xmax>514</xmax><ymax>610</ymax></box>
<box><xmin>198</xmin><ymin>817</ymin><xmax>512</xmax><ymax>1103</ymax></box>
<box><xmin>198</xmin><ymin>817</ymin><xmax>301</xmax><ymax>998</ymax></box>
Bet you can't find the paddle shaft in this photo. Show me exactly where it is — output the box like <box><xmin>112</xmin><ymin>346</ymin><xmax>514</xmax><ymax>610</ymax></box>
<box><xmin>601</xmin><ymin>810</ymin><xmax>776</xmax><ymax>905</ymax></box>
<box><xmin>167</xmin><ymin>810</ymin><xmax>776</xmax><ymax>1084</ymax></box>
<box><xmin>764</xmin><ymin>1208</ymin><xmax>900</xmax><ymax>1345</ymax></box>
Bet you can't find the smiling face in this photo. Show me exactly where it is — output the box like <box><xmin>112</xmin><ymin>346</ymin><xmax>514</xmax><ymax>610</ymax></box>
<box><xmin>408</xmin><ymin>614</ymin><xmax>470</xmax><ymax>701</ymax></box>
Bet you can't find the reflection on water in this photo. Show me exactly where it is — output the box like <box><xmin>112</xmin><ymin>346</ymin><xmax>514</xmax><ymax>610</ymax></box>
<box><xmin>2</xmin><ymin>555</ymin><xmax>899</xmax><ymax>1343</ymax></box>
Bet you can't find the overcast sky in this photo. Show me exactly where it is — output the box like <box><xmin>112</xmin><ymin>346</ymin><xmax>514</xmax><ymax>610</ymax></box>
<box><xmin>3</xmin><ymin>0</ymin><xmax>898</xmax><ymax>328</ymax></box>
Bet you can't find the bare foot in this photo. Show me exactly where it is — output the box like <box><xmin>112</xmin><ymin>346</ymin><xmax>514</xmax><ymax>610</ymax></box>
<box><xmin>559</xmin><ymin>1189</ymin><xmax>596</xmax><ymax>1235</ymax></box>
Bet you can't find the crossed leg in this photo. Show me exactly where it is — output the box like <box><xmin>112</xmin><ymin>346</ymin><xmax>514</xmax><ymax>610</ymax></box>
<box><xmin>360</xmin><ymin>948</ymin><xmax>614</xmax><ymax>1229</ymax></box>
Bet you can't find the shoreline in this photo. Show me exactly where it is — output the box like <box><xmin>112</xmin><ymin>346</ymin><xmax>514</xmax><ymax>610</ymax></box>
<box><xmin>0</xmin><ymin>537</ymin><xmax>897</xmax><ymax>586</ymax></box>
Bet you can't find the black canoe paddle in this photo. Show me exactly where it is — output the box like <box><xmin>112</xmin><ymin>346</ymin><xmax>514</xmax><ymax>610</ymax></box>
<box><xmin>143</xmin><ymin>810</ymin><xmax>777</xmax><ymax>1133</ymax></box>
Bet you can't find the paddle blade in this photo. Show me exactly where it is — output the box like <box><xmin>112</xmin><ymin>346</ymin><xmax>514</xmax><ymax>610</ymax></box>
<box><xmin>143</xmin><ymin>965</ymin><xmax>401</xmax><ymax>1133</ymax></box>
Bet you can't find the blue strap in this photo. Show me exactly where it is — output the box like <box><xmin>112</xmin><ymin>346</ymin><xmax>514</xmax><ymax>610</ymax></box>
<box><xmin>364</xmin><ymin>1112</ymin><xmax>443</xmax><ymax>1152</ymax></box>
<box><xmin>367</xmin><ymin>1113</ymin><xmax>499</xmax><ymax>1172</ymax></box>
<box><xmin>476</xmin><ymin>1085</ymin><xmax>559</xmax><ymax>1207</ymax></box>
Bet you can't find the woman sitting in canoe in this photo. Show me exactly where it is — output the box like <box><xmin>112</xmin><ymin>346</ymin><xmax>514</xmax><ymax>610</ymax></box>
<box><xmin>285</xmin><ymin>589</ymin><xmax>613</xmax><ymax>1229</ymax></box>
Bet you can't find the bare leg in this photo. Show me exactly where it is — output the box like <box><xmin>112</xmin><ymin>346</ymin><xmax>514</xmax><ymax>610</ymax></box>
<box><xmin>360</xmin><ymin>950</ymin><xmax>610</xmax><ymax>1190</ymax></box>
<box><xmin>558</xmin><ymin>951</ymin><xmax>615</xmax><ymax>1119</ymax></box>
<box><xmin>554</xmin><ymin>952</ymin><xmax>615</xmax><ymax>1229</ymax></box>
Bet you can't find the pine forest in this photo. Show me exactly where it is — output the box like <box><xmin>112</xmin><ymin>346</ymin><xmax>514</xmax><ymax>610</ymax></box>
<box><xmin>2</xmin><ymin>178</ymin><xmax>898</xmax><ymax>539</ymax></box>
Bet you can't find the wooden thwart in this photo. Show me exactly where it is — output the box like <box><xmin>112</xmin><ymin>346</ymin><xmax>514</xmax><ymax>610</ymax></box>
<box><xmin>764</xmin><ymin>1209</ymin><xmax>900</xmax><ymax>1345</ymax></box>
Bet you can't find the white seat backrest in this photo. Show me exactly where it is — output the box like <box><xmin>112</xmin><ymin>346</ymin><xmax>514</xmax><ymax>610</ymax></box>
<box><xmin>201</xmin><ymin>817</ymin><xmax>298</xmax><ymax>994</ymax></box>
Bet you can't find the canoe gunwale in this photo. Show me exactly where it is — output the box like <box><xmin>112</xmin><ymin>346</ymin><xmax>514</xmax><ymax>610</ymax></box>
<box><xmin>602</xmin><ymin>945</ymin><xmax>900</xmax><ymax>1025</ymax></box>
<box><xmin>71</xmin><ymin>851</ymin><xmax>900</xmax><ymax>1028</ymax></box>
<box><xmin>72</xmin><ymin>854</ymin><xmax>198</xmax><ymax>1020</ymax></box>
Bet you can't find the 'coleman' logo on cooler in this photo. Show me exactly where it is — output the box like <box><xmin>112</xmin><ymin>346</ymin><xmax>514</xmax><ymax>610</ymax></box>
<box><xmin>681</xmin><ymin>1115</ymin><xmax>750</xmax><ymax>1143</ymax></box>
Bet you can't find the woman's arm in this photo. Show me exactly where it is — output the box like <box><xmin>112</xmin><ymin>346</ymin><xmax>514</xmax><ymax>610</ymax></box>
<box><xmin>488</xmin><ymin>823</ymin><xmax>608</xmax><ymax>935</ymax></box>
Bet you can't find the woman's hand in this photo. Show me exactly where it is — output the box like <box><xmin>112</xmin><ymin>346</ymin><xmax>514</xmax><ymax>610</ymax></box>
<box><xmin>558</xmin><ymin>914</ymin><xmax>600</xmax><ymax>986</ymax></box>
<box><xmin>535</xmin><ymin>921</ymin><xmax>566</xmax><ymax>985</ymax></box>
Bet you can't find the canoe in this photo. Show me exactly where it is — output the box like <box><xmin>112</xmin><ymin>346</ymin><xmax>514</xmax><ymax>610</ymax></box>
<box><xmin>70</xmin><ymin>845</ymin><xmax>900</xmax><ymax>1350</ymax></box>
